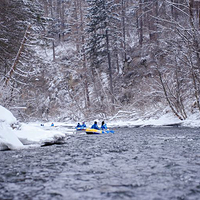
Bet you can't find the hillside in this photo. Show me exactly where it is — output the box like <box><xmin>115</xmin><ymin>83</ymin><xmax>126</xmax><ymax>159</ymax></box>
<box><xmin>0</xmin><ymin>0</ymin><xmax>200</xmax><ymax>122</ymax></box>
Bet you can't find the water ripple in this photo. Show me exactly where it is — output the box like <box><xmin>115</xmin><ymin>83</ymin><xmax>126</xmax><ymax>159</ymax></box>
<box><xmin>1</xmin><ymin>127</ymin><xmax>200</xmax><ymax>200</ymax></box>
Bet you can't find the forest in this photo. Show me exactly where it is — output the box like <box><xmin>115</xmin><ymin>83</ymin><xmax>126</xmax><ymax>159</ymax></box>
<box><xmin>0</xmin><ymin>0</ymin><xmax>200</xmax><ymax>122</ymax></box>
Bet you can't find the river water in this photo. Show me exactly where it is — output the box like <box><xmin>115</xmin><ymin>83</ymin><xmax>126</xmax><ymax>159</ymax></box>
<box><xmin>1</xmin><ymin>127</ymin><xmax>200</xmax><ymax>200</ymax></box>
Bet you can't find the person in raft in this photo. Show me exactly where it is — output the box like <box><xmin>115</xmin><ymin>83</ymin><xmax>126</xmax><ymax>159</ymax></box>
<box><xmin>101</xmin><ymin>121</ymin><xmax>107</xmax><ymax>130</ymax></box>
<box><xmin>76</xmin><ymin>122</ymin><xmax>82</xmax><ymax>128</ymax></box>
<box><xmin>82</xmin><ymin>122</ymin><xmax>87</xmax><ymax>128</ymax></box>
<box><xmin>91</xmin><ymin>121</ymin><xmax>100</xmax><ymax>130</ymax></box>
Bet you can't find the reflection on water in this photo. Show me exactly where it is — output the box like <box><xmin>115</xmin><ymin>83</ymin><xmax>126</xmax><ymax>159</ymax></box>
<box><xmin>1</xmin><ymin>127</ymin><xmax>200</xmax><ymax>200</ymax></box>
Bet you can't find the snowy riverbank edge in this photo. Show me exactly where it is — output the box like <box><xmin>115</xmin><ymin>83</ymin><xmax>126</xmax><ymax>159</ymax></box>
<box><xmin>108</xmin><ymin>113</ymin><xmax>200</xmax><ymax>128</ymax></box>
<box><xmin>0</xmin><ymin>105</ymin><xmax>67</xmax><ymax>151</ymax></box>
<box><xmin>1</xmin><ymin>104</ymin><xmax>200</xmax><ymax>151</ymax></box>
<box><xmin>29</xmin><ymin>112</ymin><xmax>200</xmax><ymax>129</ymax></box>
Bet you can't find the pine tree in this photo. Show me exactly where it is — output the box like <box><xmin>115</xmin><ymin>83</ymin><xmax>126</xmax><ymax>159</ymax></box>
<box><xmin>86</xmin><ymin>0</ymin><xmax>107</xmax><ymax>69</ymax></box>
<box><xmin>0</xmin><ymin>0</ymin><xmax>46</xmax><ymax>118</ymax></box>
<box><xmin>86</xmin><ymin>0</ymin><xmax>118</xmax><ymax>111</ymax></box>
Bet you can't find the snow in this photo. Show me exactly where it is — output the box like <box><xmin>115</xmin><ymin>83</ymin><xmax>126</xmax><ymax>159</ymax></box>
<box><xmin>0</xmin><ymin>122</ymin><xmax>24</xmax><ymax>151</ymax></box>
<box><xmin>109</xmin><ymin>113</ymin><xmax>181</xmax><ymax>127</ymax></box>
<box><xmin>0</xmin><ymin>105</ymin><xmax>200</xmax><ymax>151</ymax></box>
<box><xmin>0</xmin><ymin>105</ymin><xmax>66</xmax><ymax>150</ymax></box>
<box><xmin>0</xmin><ymin>106</ymin><xmax>24</xmax><ymax>150</ymax></box>
<box><xmin>0</xmin><ymin>105</ymin><xmax>17</xmax><ymax>124</ymax></box>
<box><xmin>14</xmin><ymin>123</ymin><xmax>66</xmax><ymax>144</ymax></box>
<box><xmin>35</xmin><ymin>42</ymin><xmax>76</xmax><ymax>63</ymax></box>
<box><xmin>108</xmin><ymin>112</ymin><xmax>200</xmax><ymax>128</ymax></box>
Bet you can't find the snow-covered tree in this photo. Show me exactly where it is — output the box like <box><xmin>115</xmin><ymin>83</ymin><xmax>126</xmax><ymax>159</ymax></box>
<box><xmin>86</xmin><ymin>0</ymin><xmax>123</xmax><ymax>113</ymax></box>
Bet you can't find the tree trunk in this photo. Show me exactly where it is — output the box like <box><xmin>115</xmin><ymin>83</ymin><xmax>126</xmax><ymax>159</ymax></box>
<box><xmin>139</xmin><ymin>0</ymin><xmax>143</xmax><ymax>46</ymax></box>
<box><xmin>5</xmin><ymin>24</ymin><xmax>31</xmax><ymax>86</ymax></box>
<box><xmin>158</xmin><ymin>70</ymin><xmax>183</xmax><ymax>120</ymax></box>
<box><xmin>80</xmin><ymin>0</ymin><xmax>90</xmax><ymax>108</ymax></box>
<box><xmin>106</xmin><ymin>29</ymin><xmax>115</xmax><ymax>111</ymax></box>
<box><xmin>175</xmin><ymin>57</ymin><xmax>187</xmax><ymax>119</ymax></box>
<box><xmin>52</xmin><ymin>40</ymin><xmax>55</xmax><ymax>61</ymax></box>
<box><xmin>121</xmin><ymin>0</ymin><xmax>126</xmax><ymax>62</ymax></box>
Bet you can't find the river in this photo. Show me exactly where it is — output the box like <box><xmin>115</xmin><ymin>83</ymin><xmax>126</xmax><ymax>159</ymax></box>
<box><xmin>1</xmin><ymin>127</ymin><xmax>200</xmax><ymax>200</ymax></box>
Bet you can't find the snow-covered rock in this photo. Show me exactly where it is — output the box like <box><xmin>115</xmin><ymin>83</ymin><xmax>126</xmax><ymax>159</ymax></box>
<box><xmin>0</xmin><ymin>105</ymin><xmax>17</xmax><ymax>124</ymax></box>
<box><xmin>14</xmin><ymin>123</ymin><xmax>66</xmax><ymax>146</ymax></box>
<box><xmin>0</xmin><ymin>106</ymin><xmax>24</xmax><ymax>150</ymax></box>
<box><xmin>0</xmin><ymin>106</ymin><xmax>66</xmax><ymax>151</ymax></box>
<box><xmin>0</xmin><ymin>122</ymin><xmax>24</xmax><ymax>150</ymax></box>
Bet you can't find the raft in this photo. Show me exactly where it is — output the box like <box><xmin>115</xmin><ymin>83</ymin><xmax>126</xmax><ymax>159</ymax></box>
<box><xmin>76</xmin><ymin>127</ymin><xmax>86</xmax><ymax>131</ymax></box>
<box><xmin>85</xmin><ymin>128</ymin><xmax>114</xmax><ymax>134</ymax></box>
<box><xmin>75</xmin><ymin>127</ymin><xmax>86</xmax><ymax>134</ymax></box>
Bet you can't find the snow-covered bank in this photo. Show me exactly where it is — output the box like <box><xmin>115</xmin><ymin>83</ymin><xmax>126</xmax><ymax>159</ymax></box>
<box><xmin>14</xmin><ymin>123</ymin><xmax>66</xmax><ymax>146</ymax></box>
<box><xmin>33</xmin><ymin>112</ymin><xmax>200</xmax><ymax>130</ymax></box>
<box><xmin>108</xmin><ymin>112</ymin><xmax>200</xmax><ymax>128</ymax></box>
<box><xmin>0</xmin><ymin>105</ymin><xmax>24</xmax><ymax>150</ymax></box>
<box><xmin>0</xmin><ymin>105</ymin><xmax>17</xmax><ymax>124</ymax></box>
<box><xmin>0</xmin><ymin>122</ymin><xmax>24</xmax><ymax>150</ymax></box>
<box><xmin>43</xmin><ymin>112</ymin><xmax>200</xmax><ymax>130</ymax></box>
<box><xmin>1</xmin><ymin>104</ymin><xmax>200</xmax><ymax>151</ymax></box>
<box><xmin>0</xmin><ymin>106</ymin><xmax>66</xmax><ymax>151</ymax></box>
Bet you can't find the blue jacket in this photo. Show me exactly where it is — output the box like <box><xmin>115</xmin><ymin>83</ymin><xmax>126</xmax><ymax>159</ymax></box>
<box><xmin>91</xmin><ymin>123</ymin><xmax>100</xmax><ymax>130</ymax></box>
<box><xmin>101</xmin><ymin>124</ymin><xmax>107</xmax><ymax>130</ymax></box>
<box><xmin>82</xmin><ymin>123</ymin><xmax>86</xmax><ymax>128</ymax></box>
<box><xmin>76</xmin><ymin>123</ymin><xmax>82</xmax><ymax>128</ymax></box>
